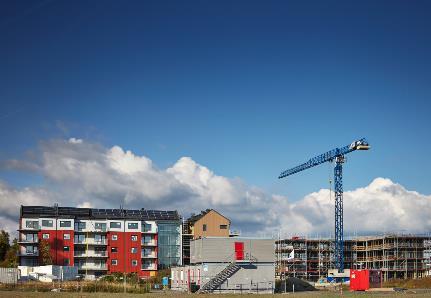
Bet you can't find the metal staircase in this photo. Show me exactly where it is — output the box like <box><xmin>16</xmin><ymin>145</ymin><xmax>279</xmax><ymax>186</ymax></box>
<box><xmin>196</xmin><ymin>262</ymin><xmax>241</xmax><ymax>294</ymax></box>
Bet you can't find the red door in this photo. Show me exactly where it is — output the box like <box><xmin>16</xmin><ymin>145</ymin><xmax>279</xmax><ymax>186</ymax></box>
<box><xmin>235</xmin><ymin>242</ymin><xmax>244</xmax><ymax>260</ymax></box>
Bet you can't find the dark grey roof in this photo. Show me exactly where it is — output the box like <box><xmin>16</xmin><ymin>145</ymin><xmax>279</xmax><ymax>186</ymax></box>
<box><xmin>187</xmin><ymin>209</ymin><xmax>230</xmax><ymax>224</ymax></box>
<box><xmin>21</xmin><ymin>205</ymin><xmax>180</xmax><ymax>221</ymax></box>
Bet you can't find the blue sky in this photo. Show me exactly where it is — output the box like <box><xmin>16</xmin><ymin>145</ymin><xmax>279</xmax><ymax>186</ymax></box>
<box><xmin>1</xmin><ymin>0</ymin><xmax>431</xmax><ymax>205</ymax></box>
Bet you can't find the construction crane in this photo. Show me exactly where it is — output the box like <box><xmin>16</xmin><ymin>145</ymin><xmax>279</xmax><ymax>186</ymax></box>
<box><xmin>278</xmin><ymin>138</ymin><xmax>370</xmax><ymax>273</ymax></box>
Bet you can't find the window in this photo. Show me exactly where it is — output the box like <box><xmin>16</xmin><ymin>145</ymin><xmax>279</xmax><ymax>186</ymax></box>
<box><xmin>131</xmin><ymin>247</ymin><xmax>137</xmax><ymax>254</ymax></box>
<box><xmin>25</xmin><ymin>221</ymin><xmax>39</xmax><ymax>229</ymax></box>
<box><xmin>26</xmin><ymin>234</ymin><xmax>37</xmax><ymax>242</ymax></box>
<box><xmin>143</xmin><ymin>236</ymin><xmax>153</xmax><ymax>244</ymax></box>
<box><xmin>143</xmin><ymin>248</ymin><xmax>152</xmax><ymax>257</ymax></box>
<box><xmin>111</xmin><ymin>247</ymin><xmax>118</xmax><ymax>253</ymax></box>
<box><xmin>220</xmin><ymin>225</ymin><xmax>228</xmax><ymax>230</ymax></box>
<box><xmin>110</xmin><ymin>222</ymin><xmax>121</xmax><ymax>229</ymax></box>
<box><xmin>75</xmin><ymin>234</ymin><xmax>85</xmax><ymax>243</ymax></box>
<box><xmin>157</xmin><ymin>222</ymin><xmax>181</xmax><ymax>269</ymax></box>
<box><xmin>26</xmin><ymin>246</ymin><xmax>34</xmax><ymax>254</ymax></box>
<box><xmin>143</xmin><ymin>223</ymin><xmax>152</xmax><ymax>232</ymax></box>
<box><xmin>131</xmin><ymin>235</ymin><xmax>138</xmax><ymax>242</ymax></box>
<box><xmin>111</xmin><ymin>234</ymin><xmax>118</xmax><ymax>241</ymax></box>
<box><xmin>63</xmin><ymin>233</ymin><xmax>70</xmax><ymax>240</ymax></box>
<box><xmin>95</xmin><ymin>222</ymin><xmax>107</xmax><ymax>231</ymax></box>
<box><xmin>64</xmin><ymin>259</ymin><xmax>70</xmax><ymax>266</ymax></box>
<box><xmin>42</xmin><ymin>220</ymin><xmax>53</xmax><ymax>227</ymax></box>
<box><xmin>203</xmin><ymin>224</ymin><xmax>207</xmax><ymax>232</ymax></box>
<box><xmin>63</xmin><ymin>246</ymin><xmax>70</xmax><ymax>252</ymax></box>
<box><xmin>131</xmin><ymin>260</ymin><xmax>138</xmax><ymax>267</ymax></box>
<box><xmin>128</xmin><ymin>223</ymin><xmax>138</xmax><ymax>230</ymax></box>
<box><xmin>59</xmin><ymin>221</ymin><xmax>71</xmax><ymax>228</ymax></box>
<box><xmin>95</xmin><ymin>234</ymin><xmax>106</xmax><ymax>244</ymax></box>
<box><xmin>75</xmin><ymin>222</ymin><xmax>86</xmax><ymax>230</ymax></box>
<box><xmin>42</xmin><ymin>233</ymin><xmax>50</xmax><ymax>239</ymax></box>
<box><xmin>111</xmin><ymin>259</ymin><xmax>118</xmax><ymax>266</ymax></box>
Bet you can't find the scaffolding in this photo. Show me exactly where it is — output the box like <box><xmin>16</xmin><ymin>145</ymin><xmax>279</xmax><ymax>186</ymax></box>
<box><xmin>276</xmin><ymin>234</ymin><xmax>430</xmax><ymax>281</ymax></box>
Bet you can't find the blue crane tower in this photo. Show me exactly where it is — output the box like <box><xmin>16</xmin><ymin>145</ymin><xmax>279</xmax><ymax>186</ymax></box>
<box><xmin>278</xmin><ymin>138</ymin><xmax>370</xmax><ymax>273</ymax></box>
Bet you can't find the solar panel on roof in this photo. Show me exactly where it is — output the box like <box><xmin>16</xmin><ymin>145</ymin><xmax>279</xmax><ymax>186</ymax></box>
<box><xmin>21</xmin><ymin>205</ymin><xmax>180</xmax><ymax>220</ymax></box>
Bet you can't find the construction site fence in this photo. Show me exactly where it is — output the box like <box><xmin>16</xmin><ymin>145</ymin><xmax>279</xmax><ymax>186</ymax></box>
<box><xmin>199</xmin><ymin>282</ymin><xmax>274</xmax><ymax>294</ymax></box>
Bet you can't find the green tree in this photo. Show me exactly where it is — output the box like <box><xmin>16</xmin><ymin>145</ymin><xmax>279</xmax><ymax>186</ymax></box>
<box><xmin>39</xmin><ymin>239</ymin><xmax>52</xmax><ymax>265</ymax></box>
<box><xmin>0</xmin><ymin>230</ymin><xmax>10</xmax><ymax>262</ymax></box>
<box><xmin>0</xmin><ymin>239</ymin><xmax>18</xmax><ymax>268</ymax></box>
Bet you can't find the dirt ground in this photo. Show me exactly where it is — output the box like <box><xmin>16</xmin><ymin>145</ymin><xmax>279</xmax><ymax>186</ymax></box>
<box><xmin>1</xmin><ymin>290</ymin><xmax>431</xmax><ymax>298</ymax></box>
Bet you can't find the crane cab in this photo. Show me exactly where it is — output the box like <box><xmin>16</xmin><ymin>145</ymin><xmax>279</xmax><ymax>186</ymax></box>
<box><xmin>350</xmin><ymin>139</ymin><xmax>370</xmax><ymax>151</ymax></box>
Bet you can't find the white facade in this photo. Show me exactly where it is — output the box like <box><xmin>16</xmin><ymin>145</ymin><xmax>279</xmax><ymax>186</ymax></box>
<box><xmin>18</xmin><ymin>265</ymin><xmax>78</xmax><ymax>282</ymax></box>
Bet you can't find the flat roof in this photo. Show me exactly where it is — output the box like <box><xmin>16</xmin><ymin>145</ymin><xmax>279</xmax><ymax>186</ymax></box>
<box><xmin>20</xmin><ymin>205</ymin><xmax>180</xmax><ymax>221</ymax></box>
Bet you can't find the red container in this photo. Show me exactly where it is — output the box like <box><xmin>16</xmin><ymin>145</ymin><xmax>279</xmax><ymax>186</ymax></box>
<box><xmin>350</xmin><ymin>269</ymin><xmax>370</xmax><ymax>291</ymax></box>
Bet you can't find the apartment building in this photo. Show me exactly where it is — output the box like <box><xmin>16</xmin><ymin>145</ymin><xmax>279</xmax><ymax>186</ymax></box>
<box><xmin>18</xmin><ymin>205</ymin><xmax>182</xmax><ymax>279</ymax></box>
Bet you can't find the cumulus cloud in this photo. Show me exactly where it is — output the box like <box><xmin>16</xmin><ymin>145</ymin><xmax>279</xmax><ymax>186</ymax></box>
<box><xmin>0</xmin><ymin>181</ymin><xmax>58</xmax><ymax>236</ymax></box>
<box><xmin>0</xmin><ymin>139</ymin><xmax>430</xmax><ymax>238</ymax></box>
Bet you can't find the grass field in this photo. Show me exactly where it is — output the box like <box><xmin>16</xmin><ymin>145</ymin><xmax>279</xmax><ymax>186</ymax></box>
<box><xmin>2</xmin><ymin>290</ymin><xmax>431</xmax><ymax>298</ymax></box>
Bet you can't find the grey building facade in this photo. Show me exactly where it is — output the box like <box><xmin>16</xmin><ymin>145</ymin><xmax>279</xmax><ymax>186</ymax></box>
<box><xmin>171</xmin><ymin>237</ymin><xmax>275</xmax><ymax>294</ymax></box>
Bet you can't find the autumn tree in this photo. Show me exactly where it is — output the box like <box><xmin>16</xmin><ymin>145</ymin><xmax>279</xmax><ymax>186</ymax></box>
<box><xmin>0</xmin><ymin>230</ymin><xmax>10</xmax><ymax>262</ymax></box>
<box><xmin>39</xmin><ymin>239</ymin><xmax>53</xmax><ymax>265</ymax></box>
<box><xmin>0</xmin><ymin>239</ymin><xmax>18</xmax><ymax>268</ymax></box>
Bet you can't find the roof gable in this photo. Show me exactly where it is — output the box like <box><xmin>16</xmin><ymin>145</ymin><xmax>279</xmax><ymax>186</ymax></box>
<box><xmin>188</xmin><ymin>209</ymin><xmax>230</xmax><ymax>224</ymax></box>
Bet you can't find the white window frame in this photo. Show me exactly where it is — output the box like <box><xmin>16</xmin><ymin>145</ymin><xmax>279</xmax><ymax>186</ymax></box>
<box><xmin>59</xmin><ymin>220</ymin><xmax>71</xmax><ymax>228</ymax></box>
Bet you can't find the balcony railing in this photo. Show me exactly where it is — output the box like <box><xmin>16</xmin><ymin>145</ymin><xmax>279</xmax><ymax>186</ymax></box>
<box><xmin>74</xmin><ymin>228</ymin><xmax>107</xmax><ymax>232</ymax></box>
<box><xmin>141</xmin><ymin>264</ymin><xmax>157</xmax><ymax>270</ymax></box>
<box><xmin>21</xmin><ymin>226</ymin><xmax>40</xmax><ymax>231</ymax></box>
<box><xmin>141</xmin><ymin>240</ymin><xmax>157</xmax><ymax>246</ymax></box>
<box><xmin>141</xmin><ymin>253</ymin><xmax>157</xmax><ymax>258</ymax></box>
<box><xmin>18</xmin><ymin>238</ymin><xmax>39</xmax><ymax>243</ymax></box>
<box><xmin>18</xmin><ymin>251</ymin><xmax>39</xmax><ymax>257</ymax></box>
<box><xmin>76</xmin><ymin>264</ymin><xmax>108</xmax><ymax>270</ymax></box>
<box><xmin>74</xmin><ymin>251</ymin><xmax>108</xmax><ymax>257</ymax></box>
<box><xmin>142</xmin><ymin>227</ymin><xmax>158</xmax><ymax>233</ymax></box>
<box><xmin>74</xmin><ymin>239</ymin><xmax>108</xmax><ymax>245</ymax></box>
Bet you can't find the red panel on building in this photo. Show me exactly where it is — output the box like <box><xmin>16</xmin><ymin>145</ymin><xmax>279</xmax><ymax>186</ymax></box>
<box><xmin>350</xmin><ymin>269</ymin><xmax>369</xmax><ymax>291</ymax></box>
<box><xmin>108</xmin><ymin>232</ymin><xmax>142</xmax><ymax>276</ymax></box>
<box><xmin>38</xmin><ymin>230</ymin><xmax>74</xmax><ymax>266</ymax></box>
<box><xmin>234</xmin><ymin>242</ymin><xmax>244</xmax><ymax>260</ymax></box>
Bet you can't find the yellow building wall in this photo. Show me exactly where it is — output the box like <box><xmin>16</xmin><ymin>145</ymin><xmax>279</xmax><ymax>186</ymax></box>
<box><xmin>192</xmin><ymin>210</ymin><xmax>230</xmax><ymax>239</ymax></box>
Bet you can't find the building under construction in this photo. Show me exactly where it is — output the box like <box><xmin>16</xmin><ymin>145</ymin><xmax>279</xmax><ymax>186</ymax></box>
<box><xmin>276</xmin><ymin>234</ymin><xmax>431</xmax><ymax>281</ymax></box>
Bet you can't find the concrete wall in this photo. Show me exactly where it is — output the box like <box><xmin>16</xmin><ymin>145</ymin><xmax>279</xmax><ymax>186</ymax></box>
<box><xmin>171</xmin><ymin>263</ymin><xmax>274</xmax><ymax>293</ymax></box>
<box><xmin>173</xmin><ymin>237</ymin><xmax>275</xmax><ymax>294</ymax></box>
<box><xmin>191</xmin><ymin>237</ymin><xmax>274</xmax><ymax>263</ymax></box>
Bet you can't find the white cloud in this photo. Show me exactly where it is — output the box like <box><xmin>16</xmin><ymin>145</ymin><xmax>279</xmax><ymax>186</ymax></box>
<box><xmin>68</xmin><ymin>138</ymin><xmax>83</xmax><ymax>144</ymax></box>
<box><xmin>0</xmin><ymin>139</ymin><xmax>430</xmax><ymax>238</ymax></box>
